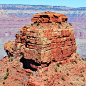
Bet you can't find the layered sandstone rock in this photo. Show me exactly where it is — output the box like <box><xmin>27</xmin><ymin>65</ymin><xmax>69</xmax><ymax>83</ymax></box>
<box><xmin>31</xmin><ymin>12</ymin><xmax>68</xmax><ymax>23</ymax></box>
<box><xmin>4</xmin><ymin>12</ymin><xmax>77</xmax><ymax>70</ymax></box>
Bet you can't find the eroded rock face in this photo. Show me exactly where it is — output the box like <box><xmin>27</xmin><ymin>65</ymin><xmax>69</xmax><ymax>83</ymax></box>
<box><xmin>4</xmin><ymin>12</ymin><xmax>77</xmax><ymax>70</ymax></box>
<box><xmin>31</xmin><ymin>12</ymin><xmax>68</xmax><ymax>23</ymax></box>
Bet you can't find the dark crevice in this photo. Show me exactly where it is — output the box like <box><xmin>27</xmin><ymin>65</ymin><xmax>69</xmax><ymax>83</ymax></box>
<box><xmin>20</xmin><ymin>57</ymin><xmax>41</xmax><ymax>71</ymax></box>
<box><xmin>52</xmin><ymin>60</ymin><xmax>57</xmax><ymax>62</ymax></box>
<box><xmin>40</xmin><ymin>15</ymin><xmax>49</xmax><ymax>18</ymax></box>
<box><xmin>47</xmin><ymin>62</ymin><xmax>51</xmax><ymax>66</ymax></box>
<box><xmin>54</xmin><ymin>15</ymin><xmax>58</xmax><ymax>18</ymax></box>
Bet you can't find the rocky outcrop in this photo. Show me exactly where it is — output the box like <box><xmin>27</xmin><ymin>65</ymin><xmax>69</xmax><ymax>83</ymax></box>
<box><xmin>0</xmin><ymin>53</ymin><xmax>86</xmax><ymax>86</ymax></box>
<box><xmin>2</xmin><ymin>11</ymin><xmax>86</xmax><ymax>86</ymax></box>
<box><xmin>4</xmin><ymin>12</ymin><xmax>77</xmax><ymax>70</ymax></box>
<box><xmin>31</xmin><ymin>12</ymin><xmax>68</xmax><ymax>23</ymax></box>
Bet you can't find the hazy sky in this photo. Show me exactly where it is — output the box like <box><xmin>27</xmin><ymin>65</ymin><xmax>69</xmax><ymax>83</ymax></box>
<box><xmin>0</xmin><ymin>0</ymin><xmax>86</xmax><ymax>8</ymax></box>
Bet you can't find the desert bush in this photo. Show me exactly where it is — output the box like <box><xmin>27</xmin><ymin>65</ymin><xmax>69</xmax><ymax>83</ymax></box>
<box><xmin>37</xmin><ymin>22</ymin><xmax>40</xmax><ymax>26</ymax></box>
<box><xmin>83</xmin><ymin>70</ymin><xmax>85</xmax><ymax>72</ymax></box>
<box><xmin>45</xmin><ymin>74</ymin><xmax>47</xmax><ymax>76</ymax></box>
<box><xmin>80</xmin><ymin>71</ymin><xmax>82</xmax><ymax>73</ymax></box>
<box><xmin>79</xmin><ymin>58</ymin><xmax>81</xmax><ymax>61</ymax></box>
<box><xmin>11</xmin><ymin>58</ymin><xmax>13</xmax><ymax>62</ymax></box>
<box><xmin>67</xmin><ymin>72</ymin><xmax>69</xmax><ymax>76</ymax></box>
<box><xmin>4</xmin><ymin>75</ymin><xmax>8</xmax><ymax>80</ymax></box>
<box><xmin>55</xmin><ymin>67</ymin><xmax>57</xmax><ymax>72</ymax></box>
<box><xmin>44</xmin><ymin>84</ymin><xmax>46</xmax><ymax>86</ymax></box>
<box><xmin>57</xmin><ymin>63</ymin><xmax>60</xmax><ymax>67</ymax></box>
<box><xmin>7</xmin><ymin>68</ymin><xmax>9</xmax><ymax>72</ymax></box>
<box><xmin>75</xmin><ymin>61</ymin><xmax>77</xmax><ymax>64</ymax></box>
<box><xmin>75</xmin><ymin>55</ymin><xmax>77</xmax><ymax>58</ymax></box>
<box><xmin>3</xmin><ymin>82</ymin><xmax>5</xmax><ymax>84</ymax></box>
<box><xmin>31</xmin><ymin>24</ymin><xmax>33</xmax><ymax>26</ymax></box>
<box><xmin>82</xmin><ymin>58</ymin><xmax>84</xmax><ymax>61</ymax></box>
<box><xmin>9</xmin><ymin>59</ymin><xmax>10</xmax><ymax>62</ymax></box>
<box><xmin>70</xmin><ymin>82</ymin><xmax>73</xmax><ymax>85</ymax></box>
<box><xmin>82</xmin><ymin>78</ymin><xmax>85</xmax><ymax>82</ymax></box>
<box><xmin>8</xmin><ymin>53</ymin><xmax>11</xmax><ymax>58</ymax></box>
<box><xmin>61</xmin><ymin>76</ymin><xmax>65</xmax><ymax>81</ymax></box>
<box><xmin>81</xmin><ymin>74</ymin><xmax>83</xmax><ymax>77</ymax></box>
<box><xmin>6</xmin><ymin>72</ymin><xmax>9</xmax><ymax>76</ymax></box>
<box><xmin>69</xmin><ymin>23</ymin><xmax>72</xmax><ymax>26</ymax></box>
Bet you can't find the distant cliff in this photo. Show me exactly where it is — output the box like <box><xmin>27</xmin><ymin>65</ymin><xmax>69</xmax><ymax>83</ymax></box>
<box><xmin>0</xmin><ymin>4</ymin><xmax>86</xmax><ymax>22</ymax></box>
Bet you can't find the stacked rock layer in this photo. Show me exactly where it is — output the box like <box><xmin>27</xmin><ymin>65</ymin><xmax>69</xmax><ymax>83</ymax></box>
<box><xmin>4</xmin><ymin>12</ymin><xmax>77</xmax><ymax>69</ymax></box>
<box><xmin>31</xmin><ymin>12</ymin><xmax>68</xmax><ymax>23</ymax></box>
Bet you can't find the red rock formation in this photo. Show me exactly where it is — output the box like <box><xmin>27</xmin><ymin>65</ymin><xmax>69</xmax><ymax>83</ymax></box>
<box><xmin>4</xmin><ymin>12</ymin><xmax>77</xmax><ymax>70</ymax></box>
<box><xmin>31</xmin><ymin>12</ymin><xmax>68</xmax><ymax>23</ymax></box>
<box><xmin>2</xmin><ymin>12</ymin><xmax>86</xmax><ymax>86</ymax></box>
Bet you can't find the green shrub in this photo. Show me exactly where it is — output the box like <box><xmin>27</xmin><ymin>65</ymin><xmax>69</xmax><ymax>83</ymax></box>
<box><xmin>81</xmin><ymin>74</ymin><xmax>83</xmax><ymax>77</ymax></box>
<box><xmin>55</xmin><ymin>67</ymin><xmax>57</xmax><ymax>72</ymax></box>
<box><xmin>70</xmin><ymin>82</ymin><xmax>73</xmax><ymax>85</ymax></box>
<box><xmin>46</xmin><ymin>78</ymin><xmax>48</xmax><ymax>81</ymax></box>
<box><xmin>83</xmin><ymin>70</ymin><xmax>85</xmax><ymax>72</ymax></box>
<box><xmin>7</xmin><ymin>68</ymin><xmax>9</xmax><ymax>72</ymax></box>
<box><xmin>11</xmin><ymin>58</ymin><xmax>13</xmax><ymax>62</ymax></box>
<box><xmin>44</xmin><ymin>84</ymin><xmax>46</xmax><ymax>86</ymax></box>
<box><xmin>37</xmin><ymin>22</ymin><xmax>40</xmax><ymax>26</ymax></box>
<box><xmin>31</xmin><ymin>24</ymin><xmax>33</xmax><ymax>26</ymax></box>
<box><xmin>45</xmin><ymin>74</ymin><xmax>47</xmax><ymax>76</ymax></box>
<box><xmin>6</xmin><ymin>72</ymin><xmax>9</xmax><ymax>76</ymax></box>
<box><xmin>80</xmin><ymin>71</ymin><xmax>82</xmax><ymax>73</ymax></box>
<box><xmin>82</xmin><ymin>58</ymin><xmax>84</xmax><ymax>61</ymax></box>
<box><xmin>75</xmin><ymin>55</ymin><xmax>77</xmax><ymax>58</ymax></box>
<box><xmin>57</xmin><ymin>63</ymin><xmax>60</xmax><ymax>67</ymax></box>
<box><xmin>69</xmin><ymin>23</ymin><xmax>72</xmax><ymax>26</ymax></box>
<box><xmin>67</xmin><ymin>72</ymin><xmax>69</xmax><ymax>76</ymax></box>
<box><xmin>8</xmin><ymin>53</ymin><xmax>11</xmax><ymax>58</ymax></box>
<box><xmin>82</xmin><ymin>78</ymin><xmax>85</xmax><ymax>82</ymax></box>
<box><xmin>79</xmin><ymin>58</ymin><xmax>81</xmax><ymax>61</ymax></box>
<box><xmin>3</xmin><ymin>82</ymin><xmax>5</xmax><ymax>84</ymax></box>
<box><xmin>9</xmin><ymin>59</ymin><xmax>10</xmax><ymax>62</ymax></box>
<box><xmin>61</xmin><ymin>76</ymin><xmax>65</xmax><ymax>81</ymax></box>
<box><xmin>75</xmin><ymin>61</ymin><xmax>77</xmax><ymax>64</ymax></box>
<box><xmin>4</xmin><ymin>75</ymin><xmax>8</xmax><ymax>80</ymax></box>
